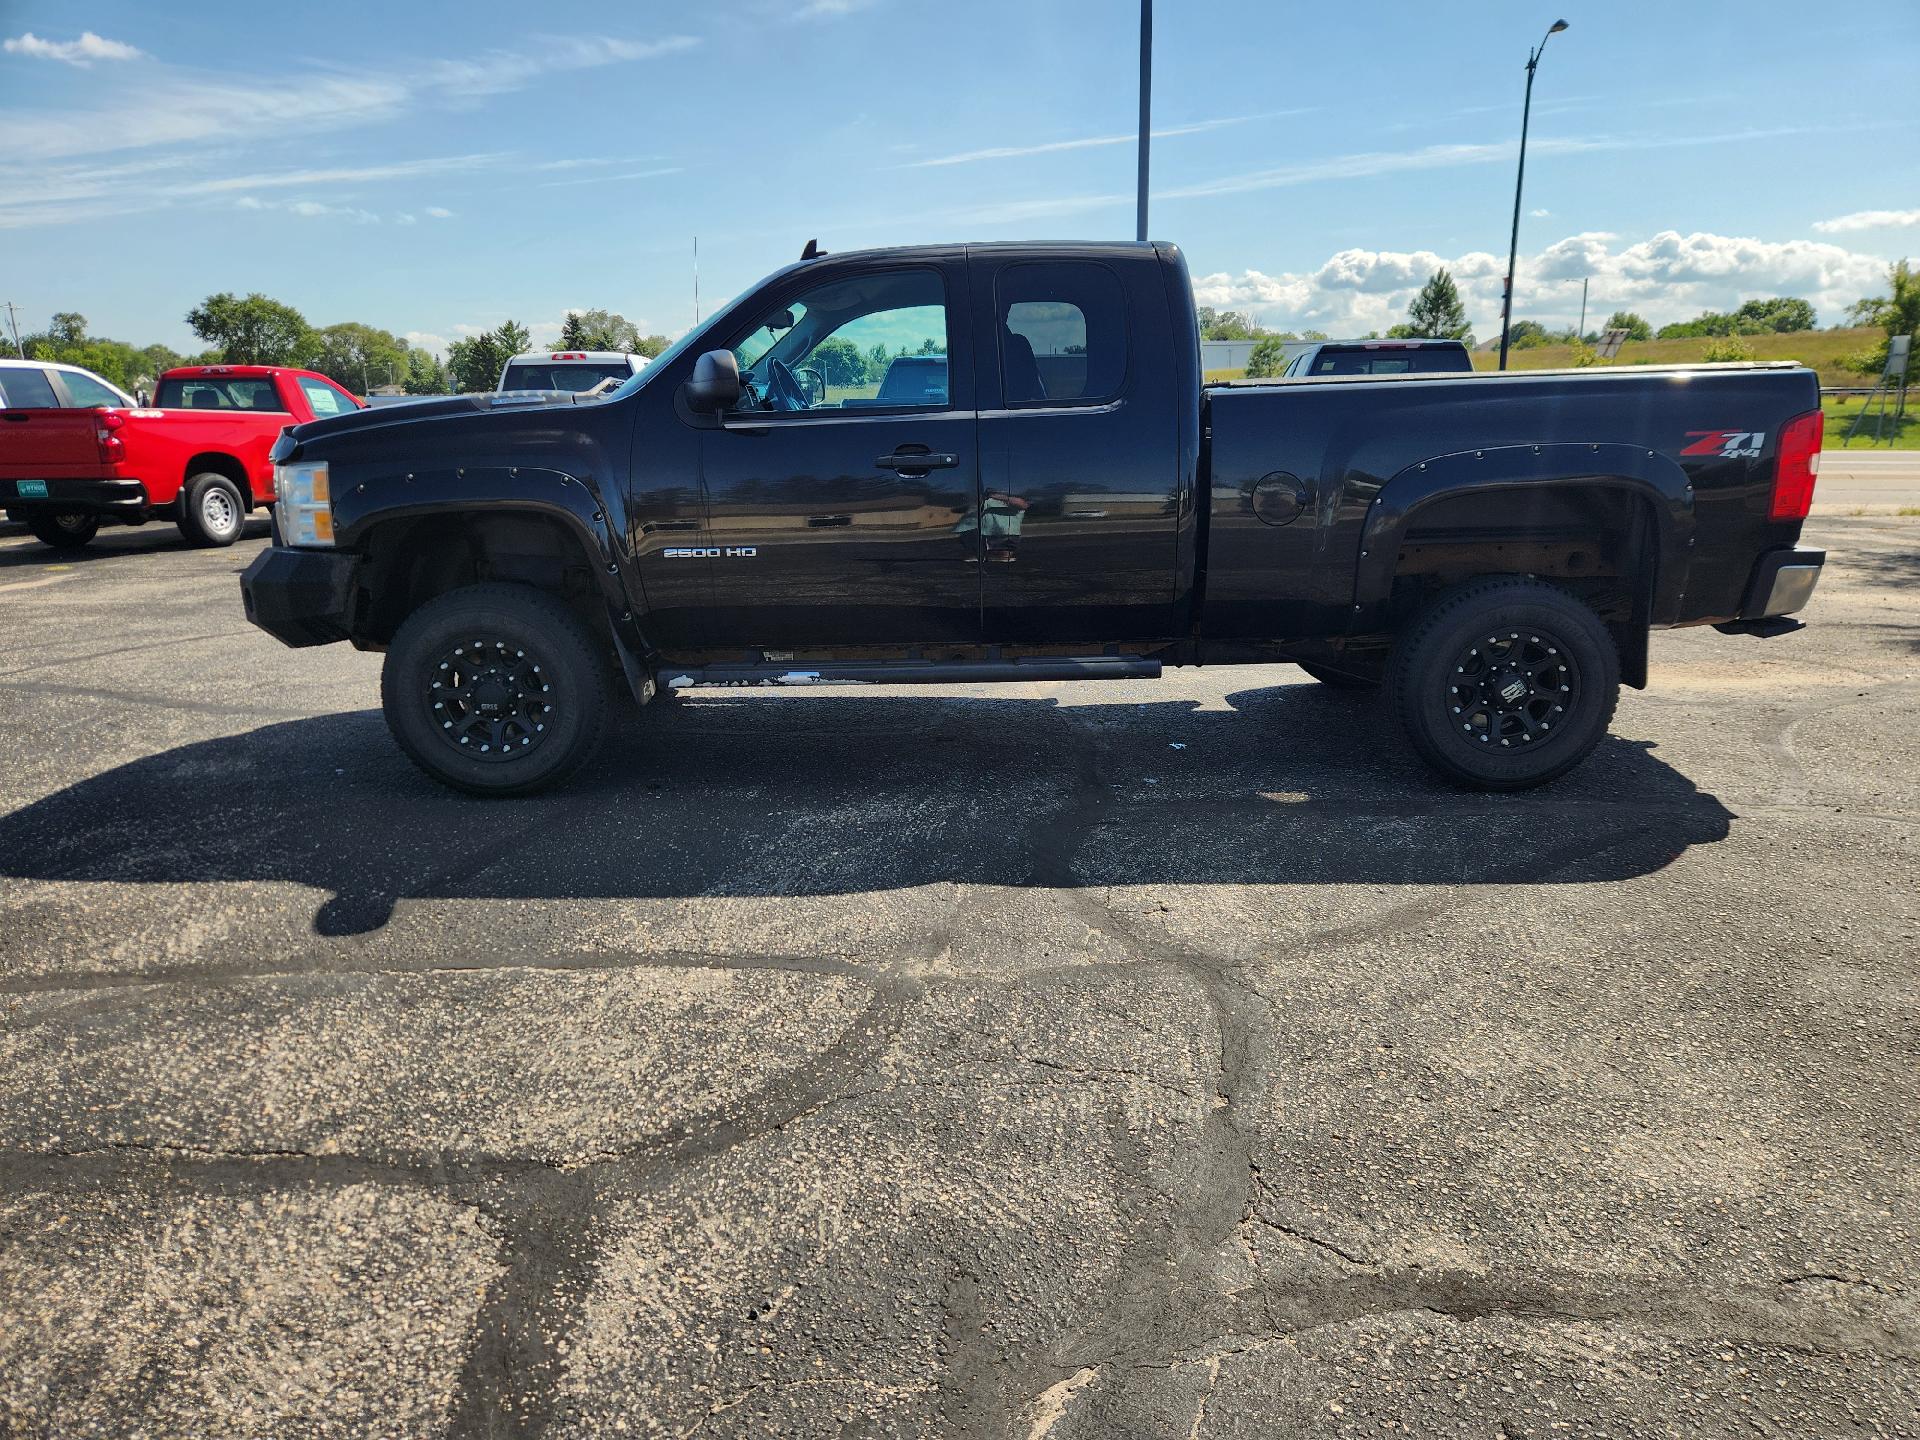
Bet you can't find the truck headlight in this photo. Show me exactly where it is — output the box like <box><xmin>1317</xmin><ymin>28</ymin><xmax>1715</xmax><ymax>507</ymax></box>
<box><xmin>274</xmin><ymin>462</ymin><xmax>334</xmax><ymax>547</ymax></box>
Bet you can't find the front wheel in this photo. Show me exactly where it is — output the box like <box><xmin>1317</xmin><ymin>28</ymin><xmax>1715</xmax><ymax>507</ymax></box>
<box><xmin>1389</xmin><ymin>577</ymin><xmax>1619</xmax><ymax>791</ymax></box>
<box><xmin>381</xmin><ymin>583</ymin><xmax>609</xmax><ymax>797</ymax></box>
<box><xmin>27</xmin><ymin>512</ymin><xmax>99</xmax><ymax>549</ymax></box>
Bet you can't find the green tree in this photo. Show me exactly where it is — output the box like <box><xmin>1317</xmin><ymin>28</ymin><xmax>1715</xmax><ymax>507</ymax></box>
<box><xmin>308</xmin><ymin>322</ymin><xmax>408</xmax><ymax>393</ymax></box>
<box><xmin>1195</xmin><ymin>307</ymin><xmax>1275</xmax><ymax>341</ymax></box>
<box><xmin>1603</xmin><ymin>311</ymin><xmax>1653</xmax><ymax>342</ymax></box>
<box><xmin>447</xmin><ymin>334</ymin><xmax>502</xmax><ymax>392</ymax></box>
<box><xmin>1735</xmin><ymin>297</ymin><xmax>1816</xmax><ymax>333</ymax></box>
<box><xmin>496</xmin><ymin>319</ymin><xmax>531</xmax><ymax>357</ymax></box>
<box><xmin>401</xmin><ymin>347</ymin><xmax>451</xmax><ymax>395</ymax></box>
<box><xmin>1245</xmin><ymin>336</ymin><xmax>1289</xmax><ymax>378</ymax></box>
<box><xmin>634</xmin><ymin>334</ymin><xmax>671</xmax><ymax>359</ymax></box>
<box><xmin>806</xmin><ymin>337</ymin><xmax>867</xmax><ymax>388</ymax></box>
<box><xmin>1506</xmin><ymin>319</ymin><xmax>1550</xmax><ymax>349</ymax></box>
<box><xmin>1702</xmin><ymin>336</ymin><xmax>1757</xmax><ymax>362</ymax></box>
<box><xmin>1300</xmin><ymin>329</ymin><xmax>1328</xmax><ymax>342</ymax></box>
<box><xmin>1402</xmin><ymin>270</ymin><xmax>1473</xmax><ymax>341</ymax></box>
<box><xmin>1844</xmin><ymin>259</ymin><xmax>1918</xmax><ymax>377</ymax></box>
<box><xmin>185</xmin><ymin>292</ymin><xmax>313</xmax><ymax>365</ymax></box>
<box><xmin>559</xmin><ymin>308</ymin><xmax>643</xmax><ymax>352</ymax></box>
<box><xmin>48</xmin><ymin>312</ymin><xmax>87</xmax><ymax>346</ymax></box>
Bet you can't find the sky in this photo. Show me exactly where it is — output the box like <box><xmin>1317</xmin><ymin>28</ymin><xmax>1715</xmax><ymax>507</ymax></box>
<box><xmin>1</xmin><ymin>0</ymin><xmax>1916</xmax><ymax>358</ymax></box>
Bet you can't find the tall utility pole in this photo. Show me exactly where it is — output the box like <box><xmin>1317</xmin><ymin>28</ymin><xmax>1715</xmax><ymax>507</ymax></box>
<box><xmin>2</xmin><ymin>301</ymin><xmax>24</xmax><ymax>357</ymax></box>
<box><xmin>693</xmin><ymin>236</ymin><xmax>700</xmax><ymax>325</ymax></box>
<box><xmin>1577</xmin><ymin>277</ymin><xmax>1588</xmax><ymax>339</ymax></box>
<box><xmin>1136</xmin><ymin>0</ymin><xmax>1152</xmax><ymax>243</ymax></box>
<box><xmin>1498</xmin><ymin>18</ymin><xmax>1570</xmax><ymax>371</ymax></box>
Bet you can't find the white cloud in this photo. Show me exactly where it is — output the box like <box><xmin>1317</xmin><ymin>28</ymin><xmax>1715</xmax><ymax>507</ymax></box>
<box><xmin>1813</xmin><ymin>208</ymin><xmax>1920</xmax><ymax>234</ymax></box>
<box><xmin>404</xmin><ymin>331</ymin><xmax>450</xmax><ymax>356</ymax></box>
<box><xmin>1530</xmin><ymin>208</ymin><xmax>1551</xmax><ymax>218</ymax></box>
<box><xmin>3</xmin><ymin>31</ymin><xmax>143</xmax><ymax>65</ymax></box>
<box><xmin>910</xmin><ymin>112</ymin><xmax>1312</xmax><ymax>168</ymax></box>
<box><xmin>236</xmin><ymin>195</ymin><xmax>381</xmax><ymax>224</ymax></box>
<box><xmin>538</xmin><ymin>166</ymin><xmax>682</xmax><ymax>189</ymax></box>
<box><xmin>1192</xmin><ymin>227</ymin><xmax>1891</xmax><ymax>339</ymax></box>
<box><xmin>0</xmin><ymin>34</ymin><xmax>697</xmax><ymax>163</ymax></box>
<box><xmin>425</xmin><ymin>206</ymin><xmax>454</xmax><ymax>219</ymax></box>
<box><xmin>180</xmin><ymin>153</ymin><xmax>506</xmax><ymax>196</ymax></box>
<box><xmin>396</xmin><ymin>213</ymin><xmax>417</xmax><ymax>225</ymax></box>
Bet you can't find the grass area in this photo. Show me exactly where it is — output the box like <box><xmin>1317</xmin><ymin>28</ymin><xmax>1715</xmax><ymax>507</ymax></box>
<box><xmin>1823</xmin><ymin>392</ymin><xmax>1920</xmax><ymax>449</ymax></box>
<box><xmin>1471</xmin><ymin>326</ymin><xmax>1882</xmax><ymax>381</ymax></box>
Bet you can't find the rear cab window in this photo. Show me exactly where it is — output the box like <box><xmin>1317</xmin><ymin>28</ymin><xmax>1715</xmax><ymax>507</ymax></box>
<box><xmin>153</xmin><ymin>376</ymin><xmax>289</xmax><ymax>411</ymax></box>
<box><xmin>295</xmin><ymin>376</ymin><xmax>358</xmax><ymax>417</ymax></box>
<box><xmin>1309</xmin><ymin>345</ymin><xmax>1469</xmax><ymax>376</ymax></box>
<box><xmin>500</xmin><ymin>362</ymin><xmax>633</xmax><ymax>393</ymax></box>
<box><xmin>0</xmin><ymin>368</ymin><xmax>60</xmax><ymax>408</ymax></box>
<box><xmin>995</xmin><ymin>261</ymin><xmax>1129</xmax><ymax>405</ymax></box>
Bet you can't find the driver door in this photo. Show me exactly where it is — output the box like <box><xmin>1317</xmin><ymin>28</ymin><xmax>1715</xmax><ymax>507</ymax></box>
<box><xmin>696</xmin><ymin>255</ymin><xmax>982</xmax><ymax>648</ymax></box>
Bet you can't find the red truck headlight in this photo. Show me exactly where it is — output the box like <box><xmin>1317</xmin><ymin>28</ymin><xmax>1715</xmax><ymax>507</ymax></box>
<box><xmin>275</xmin><ymin>461</ymin><xmax>334</xmax><ymax>546</ymax></box>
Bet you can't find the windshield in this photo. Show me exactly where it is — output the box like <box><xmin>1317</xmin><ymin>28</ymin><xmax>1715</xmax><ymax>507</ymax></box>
<box><xmin>500</xmin><ymin>362</ymin><xmax>632</xmax><ymax>392</ymax></box>
<box><xmin>733</xmin><ymin>301</ymin><xmax>808</xmax><ymax>372</ymax></box>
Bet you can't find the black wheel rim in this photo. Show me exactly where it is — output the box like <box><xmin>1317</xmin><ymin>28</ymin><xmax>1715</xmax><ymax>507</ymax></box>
<box><xmin>424</xmin><ymin>637</ymin><xmax>556</xmax><ymax>762</ymax></box>
<box><xmin>1443</xmin><ymin>627</ymin><xmax>1579</xmax><ymax>751</ymax></box>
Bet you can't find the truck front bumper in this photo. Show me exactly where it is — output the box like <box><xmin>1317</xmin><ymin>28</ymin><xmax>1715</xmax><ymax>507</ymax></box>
<box><xmin>1714</xmin><ymin>545</ymin><xmax>1825</xmax><ymax>637</ymax></box>
<box><xmin>4</xmin><ymin>478</ymin><xmax>149</xmax><ymax>518</ymax></box>
<box><xmin>240</xmin><ymin>546</ymin><xmax>360</xmax><ymax>647</ymax></box>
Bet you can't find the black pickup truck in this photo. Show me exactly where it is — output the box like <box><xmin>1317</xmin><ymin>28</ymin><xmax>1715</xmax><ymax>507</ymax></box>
<box><xmin>241</xmin><ymin>240</ymin><xmax>1826</xmax><ymax>797</ymax></box>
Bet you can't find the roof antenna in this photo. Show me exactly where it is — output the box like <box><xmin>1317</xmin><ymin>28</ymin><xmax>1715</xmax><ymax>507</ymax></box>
<box><xmin>801</xmin><ymin>238</ymin><xmax>825</xmax><ymax>261</ymax></box>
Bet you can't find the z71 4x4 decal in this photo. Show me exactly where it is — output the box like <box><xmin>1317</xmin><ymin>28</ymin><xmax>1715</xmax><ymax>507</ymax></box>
<box><xmin>1682</xmin><ymin>429</ymin><xmax>1766</xmax><ymax>459</ymax></box>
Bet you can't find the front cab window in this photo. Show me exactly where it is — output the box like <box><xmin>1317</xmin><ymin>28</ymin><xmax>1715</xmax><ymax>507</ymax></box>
<box><xmin>727</xmin><ymin>269</ymin><xmax>948</xmax><ymax>415</ymax></box>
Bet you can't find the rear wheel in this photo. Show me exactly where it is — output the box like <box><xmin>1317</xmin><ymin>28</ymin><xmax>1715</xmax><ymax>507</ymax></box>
<box><xmin>179</xmin><ymin>472</ymin><xmax>247</xmax><ymax>547</ymax></box>
<box><xmin>1389</xmin><ymin>577</ymin><xmax>1618</xmax><ymax>791</ymax></box>
<box><xmin>382</xmin><ymin>583</ymin><xmax>609</xmax><ymax>797</ymax></box>
<box><xmin>27</xmin><ymin>512</ymin><xmax>98</xmax><ymax>549</ymax></box>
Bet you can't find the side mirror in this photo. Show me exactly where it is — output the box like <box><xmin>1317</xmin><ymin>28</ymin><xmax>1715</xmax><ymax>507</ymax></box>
<box><xmin>685</xmin><ymin>349</ymin><xmax>741</xmax><ymax>412</ymax></box>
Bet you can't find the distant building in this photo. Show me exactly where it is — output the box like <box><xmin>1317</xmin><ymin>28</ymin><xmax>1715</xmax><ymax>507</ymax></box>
<box><xmin>1200</xmin><ymin>339</ymin><xmax>1316</xmax><ymax>372</ymax></box>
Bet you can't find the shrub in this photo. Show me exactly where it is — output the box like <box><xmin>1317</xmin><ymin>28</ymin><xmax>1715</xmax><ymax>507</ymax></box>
<box><xmin>1246</xmin><ymin>336</ymin><xmax>1288</xmax><ymax>378</ymax></box>
<box><xmin>1702</xmin><ymin>337</ymin><xmax>1757</xmax><ymax>362</ymax></box>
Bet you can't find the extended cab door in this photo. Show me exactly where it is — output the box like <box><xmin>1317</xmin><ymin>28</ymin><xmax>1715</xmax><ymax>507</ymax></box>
<box><xmin>695</xmin><ymin>256</ymin><xmax>982</xmax><ymax>648</ymax></box>
<box><xmin>968</xmin><ymin>251</ymin><xmax>1183</xmax><ymax>641</ymax></box>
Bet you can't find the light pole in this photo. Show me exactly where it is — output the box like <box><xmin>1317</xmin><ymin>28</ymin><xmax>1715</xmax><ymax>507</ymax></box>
<box><xmin>1497</xmin><ymin>18</ymin><xmax>1569</xmax><ymax>371</ymax></box>
<box><xmin>1136</xmin><ymin>0</ymin><xmax>1152</xmax><ymax>243</ymax></box>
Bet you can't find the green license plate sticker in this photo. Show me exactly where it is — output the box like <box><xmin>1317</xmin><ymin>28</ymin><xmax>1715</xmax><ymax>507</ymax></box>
<box><xmin>17</xmin><ymin>480</ymin><xmax>48</xmax><ymax>497</ymax></box>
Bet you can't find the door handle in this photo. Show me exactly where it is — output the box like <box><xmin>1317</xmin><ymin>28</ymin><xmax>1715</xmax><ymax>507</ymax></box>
<box><xmin>876</xmin><ymin>449</ymin><xmax>957</xmax><ymax>472</ymax></box>
<box><xmin>807</xmin><ymin>514</ymin><xmax>851</xmax><ymax>527</ymax></box>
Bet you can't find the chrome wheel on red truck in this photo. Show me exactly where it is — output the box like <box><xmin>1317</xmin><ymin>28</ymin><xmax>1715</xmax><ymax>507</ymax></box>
<box><xmin>381</xmin><ymin>583</ymin><xmax>608</xmax><ymax>797</ymax></box>
<box><xmin>180</xmin><ymin>472</ymin><xmax>246</xmax><ymax>547</ymax></box>
<box><xmin>1390</xmin><ymin>577</ymin><xmax>1618</xmax><ymax>791</ymax></box>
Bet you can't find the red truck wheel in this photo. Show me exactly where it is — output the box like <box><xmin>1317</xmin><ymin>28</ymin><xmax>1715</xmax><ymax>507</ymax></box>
<box><xmin>27</xmin><ymin>513</ymin><xmax>99</xmax><ymax>550</ymax></box>
<box><xmin>180</xmin><ymin>473</ymin><xmax>247</xmax><ymax>547</ymax></box>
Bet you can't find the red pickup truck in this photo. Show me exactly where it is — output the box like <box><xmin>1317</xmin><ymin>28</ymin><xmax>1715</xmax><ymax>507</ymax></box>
<box><xmin>1</xmin><ymin>363</ymin><xmax>363</xmax><ymax>549</ymax></box>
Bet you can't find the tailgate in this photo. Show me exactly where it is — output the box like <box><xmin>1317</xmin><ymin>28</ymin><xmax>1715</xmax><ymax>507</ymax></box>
<box><xmin>0</xmin><ymin>408</ymin><xmax>104</xmax><ymax>477</ymax></box>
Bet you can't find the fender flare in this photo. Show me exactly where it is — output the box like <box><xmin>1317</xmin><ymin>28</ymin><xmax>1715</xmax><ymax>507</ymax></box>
<box><xmin>331</xmin><ymin>464</ymin><xmax>654</xmax><ymax>663</ymax></box>
<box><xmin>1350</xmin><ymin>441</ymin><xmax>1694</xmax><ymax>627</ymax></box>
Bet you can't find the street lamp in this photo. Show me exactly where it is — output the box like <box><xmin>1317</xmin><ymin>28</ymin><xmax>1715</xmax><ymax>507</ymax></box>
<box><xmin>1497</xmin><ymin>18</ymin><xmax>1569</xmax><ymax>371</ymax></box>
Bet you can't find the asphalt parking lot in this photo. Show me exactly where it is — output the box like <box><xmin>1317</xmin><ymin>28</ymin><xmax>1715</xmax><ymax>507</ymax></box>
<box><xmin>0</xmin><ymin>514</ymin><xmax>1915</xmax><ymax>1438</ymax></box>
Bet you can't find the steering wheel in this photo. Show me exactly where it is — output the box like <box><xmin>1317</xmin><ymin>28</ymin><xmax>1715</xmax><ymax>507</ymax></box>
<box><xmin>765</xmin><ymin>357</ymin><xmax>807</xmax><ymax>412</ymax></box>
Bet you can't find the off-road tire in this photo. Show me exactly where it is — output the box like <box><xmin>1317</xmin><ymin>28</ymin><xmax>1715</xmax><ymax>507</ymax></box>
<box><xmin>1389</xmin><ymin>576</ymin><xmax>1619</xmax><ymax>791</ymax></box>
<box><xmin>382</xmin><ymin>583</ymin><xmax>609</xmax><ymax>797</ymax></box>
<box><xmin>179</xmin><ymin>472</ymin><xmax>247</xmax><ymax>547</ymax></box>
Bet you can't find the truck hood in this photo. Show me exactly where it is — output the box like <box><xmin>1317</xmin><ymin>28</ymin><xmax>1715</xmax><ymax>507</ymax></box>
<box><xmin>286</xmin><ymin>390</ymin><xmax>587</xmax><ymax>449</ymax></box>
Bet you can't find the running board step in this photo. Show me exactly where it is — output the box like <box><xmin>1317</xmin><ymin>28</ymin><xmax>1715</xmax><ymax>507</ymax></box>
<box><xmin>662</xmin><ymin>656</ymin><xmax>1162</xmax><ymax>688</ymax></box>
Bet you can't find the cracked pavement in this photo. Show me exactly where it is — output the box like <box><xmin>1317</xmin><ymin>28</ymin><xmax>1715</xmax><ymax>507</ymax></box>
<box><xmin>0</xmin><ymin>515</ymin><xmax>1915</xmax><ymax>1438</ymax></box>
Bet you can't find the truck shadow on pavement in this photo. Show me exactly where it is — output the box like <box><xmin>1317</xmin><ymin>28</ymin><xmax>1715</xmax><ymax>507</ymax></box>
<box><xmin>0</xmin><ymin>687</ymin><xmax>1734</xmax><ymax>936</ymax></box>
<box><xmin>0</xmin><ymin>519</ymin><xmax>272</xmax><ymax>566</ymax></box>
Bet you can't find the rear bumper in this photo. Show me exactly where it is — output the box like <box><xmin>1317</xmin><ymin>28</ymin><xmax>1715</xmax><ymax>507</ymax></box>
<box><xmin>1714</xmin><ymin>545</ymin><xmax>1824</xmax><ymax>637</ymax></box>
<box><xmin>240</xmin><ymin>546</ymin><xmax>360</xmax><ymax>647</ymax></box>
<box><xmin>3</xmin><ymin>477</ymin><xmax>149</xmax><ymax>517</ymax></box>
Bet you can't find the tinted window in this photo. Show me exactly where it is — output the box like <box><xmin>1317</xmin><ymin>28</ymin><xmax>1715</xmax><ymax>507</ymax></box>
<box><xmin>154</xmin><ymin>376</ymin><xmax>287</xmax><ymax>411</ymax></box>
<box><xmin>297</xmin><ymin>376</ymin><xmax>355</xmax><ymax>416</ymax></box>
<box><xmin>997</xmin><ymin>262</ymin><xmax>1127</xmax><ymax>405</ymax></box>
<box><xmin>0</xmin><ymin>368</ymin><xmax>60</xmax><ymax>408</ymax></box>
<box><xmin>60</xmin><ymin>370</ymin><xmax>126</xmax><ymax>407</ymax></box>
<box><xmin>728</xmin><ymin>268</ymin><xmax>949</xmax><ymax>413</ymax></box>
<box><xmin>1310</xmin><ymin>346</ymin><xmax>1469</xmax><ymax>376</ymax></box>
<box><xmin>500</xmin><ymin>362</ymin><xmax>633</xmax><ymax>392</ymax></box>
